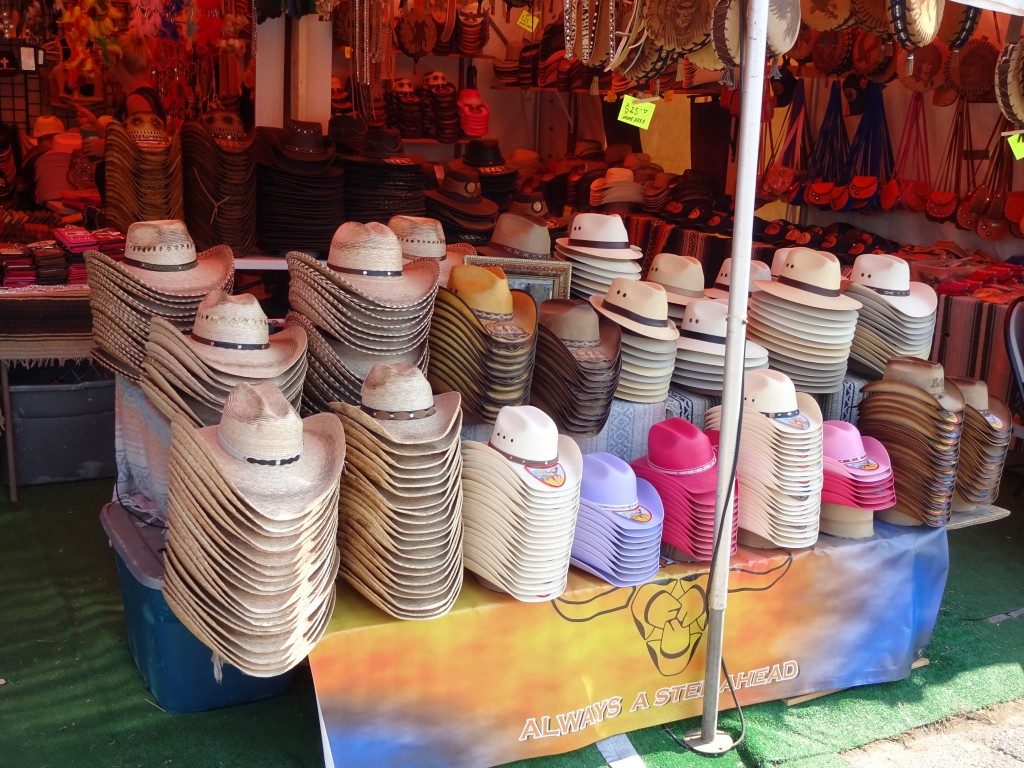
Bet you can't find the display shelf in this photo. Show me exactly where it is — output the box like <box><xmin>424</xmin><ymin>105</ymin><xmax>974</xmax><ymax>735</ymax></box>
<box><xmin>946</xmin><ymin>505</ymin><xmax>1011</xmax><ymax>530</ymax></box>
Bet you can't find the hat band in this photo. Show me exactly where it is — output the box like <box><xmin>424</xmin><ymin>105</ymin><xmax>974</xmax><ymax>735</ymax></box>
<box><xmin>191</xmin><ymin>333</ymin><xmax>271</xmax><ymax>351</ymax></box>
<box><xmin>217</xmin><ymin>431</ymin><xmax>302</xmax><ymax>466</ymax></box>
<box><xmin>759</xmin><ymin>408</ymin><xmax>799</xmax><ymax>419</ymax></box>
<box><xmin>837</xmin><ymin>452</ymin><xmax>868</xmax><ymax>465</ymax></box>
<box><xmin>777</xmin><ymin>275</ymin><xmax>840</xmax><ymax>297</ymax></box>
<box><xmin>602</xmin><ymin>300</ymin><xmax>666</xmax><ymax>328</ymax></box>
<box><xmin>666</xmin><ymin>286</ymin><xmax>705</xmax><ymax>299</ymax></box>
<box><xmin>283</xmin><ymin>143</ymin><xmax>327</xmax><ymax>154</ymax></box>
<box><xmin>682</xmin><ymin>329</ymin><xmax>726</xmax><ymax>345</ymax></box>
<box><xmin>329</xmin><ymin>264</ymin><xmax>403</xmax><ymax>277</ymax></box>
<box><xmin>647</xmin><ymin>453</ymin><xmax>716</xmax><ymax>475</ymax></box>
<box><xmin>490</xmin><ymin>242</ymin><xmax>548</xmax><ymax>260</ymax></box>
<box><xmin>472</xmin><ymin>308</ymin><xmax>515</xmax><ymax>324</ymax></box>
<box><xmin>122</xmin><ymin>257</ymin><xmax>198</xmax><ymax>272</ymax></box>
<box><xmin>866</xmin><ymin>285</ymin><xmax>911</xmax><ymax>297</ymax></box>
<box><xmin>488</xmin><ymin>441</ymin><xmax>558</xmax><ymax>467</ymax></box>
<box><xmin>362</xmin><ymin>404</ymin><xmax>436</xmax><ymax>421</ymax></box>
<box><xmin>568</xmin><ymin>237</ymin><xmax>631</xmax><ymax>249</ymax></box>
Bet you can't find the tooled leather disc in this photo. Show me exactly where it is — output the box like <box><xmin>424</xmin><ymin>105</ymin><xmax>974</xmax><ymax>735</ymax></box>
<box><xmin>789</xmin><ymin>23</ymin><xmax>820</xmax><ymax>62</ymax></box>
<box><xmin>852</xmin><ymin>0</ymin><xmax>892</xmax><ymax>36</ymax></box>
<box><xmin>996</xmin><ymin>41</ymin><xmax>1024</xmax><ymax>127</ymax></box>
<box><xmin>852</xmin><ymin>29</ymin><xmax>891</xmax><ymax>76</ymax></box>
<box><xmin>645</xmin><ymin>0</ymin><xmax>714</xmax><ymax>53</ymax></box>
<box><xmin>687</xmin><ymin>37</ymin><xmax>726</xmax><ymax>71</ymax></box>
<box><xmin>813</xmin><ymin>28</ymin><xmax>856</xmax><ymax>75</ymax></box>
<box><xmin>897</xmin><ymin>40</ymin><xmax>948</xmax><ymax>91</ymax></box>
<box><xmin>949</xmin><ymin>37</ymin><xmax>998</xmax><ymax>101</ymax></box>
<box><xmin>800</xmin><ymin>0</ymin><xmax>855</xmax><ymax>32</ymax></box>
<box><xmin>767</xmin><ymin>0</ymin><xmax>802</xmax><ymax>56</ymax></box>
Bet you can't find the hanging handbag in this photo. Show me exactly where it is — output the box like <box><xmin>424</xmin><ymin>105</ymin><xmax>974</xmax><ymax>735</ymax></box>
<box><xmin>841</xmin><ymin>80</ymin><xmax>894</xmax><ymax>211</ymax></box>
<box><xmin>927</xmin><ymin>97</ymin><xmax>969</xmax><ymax>222</ymax></box>
<box><xmin>975</xmin><ymin>118</ymin><xmax>1014</xmax><ymax>242</ymax></box>
<box><xmin>760</xmin><ymin>79</ymin><xmax>811</xmax><ymax>200</ymax></box>
<box><xmin>890</xmin><ymin>91</ymin><xmax>932</xmax><ymax>212</ymax></box>
<box><xmin>804</xmin><ymin>80</ymin><xmax>850</xmax><ymax>209</ymax></box>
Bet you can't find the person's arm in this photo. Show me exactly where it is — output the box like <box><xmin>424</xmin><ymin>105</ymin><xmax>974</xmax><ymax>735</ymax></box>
<box><xmin>73</xmin><ymin>103</ymin><xmax>103</xmax><ymax>135</ymax></box>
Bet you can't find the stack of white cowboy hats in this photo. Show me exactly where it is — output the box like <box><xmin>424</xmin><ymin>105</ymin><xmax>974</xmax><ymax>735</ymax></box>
<box><xmin>571</xmin><ymin>452</ymin><xmax>663</xmax><ymax>587</ymax></box>
<box><xmin>141</xmin><ymin>290</ymin><xmax>308</xmax><ymax>427</ymax></box>
<box><xmin>591</xmin><ymin>278</ymin><xmax>679</xmax><ymax>403</ymax></box>
<box><xmin>746</xmin><ymin>248</ymin><xmax>862</xmax><ymax>393</ymax></box>
<box><xmin>85</xmin><ymin>219</ymin><xmax>234</xmax><ymax>381</ymax></box>
<box><xmin>632</xmin><ymin>418</ymin><xmax>736</xmax><ymax>562</ymax></box>
<box><xmin>286</xmin><ymin>222</ymin><xmax>439</xmax><ymax>412</ymax></box>
<box><xmin>841</xmin><ymin>253</ymin><xmax>938</xmax><ymax>376</ymax></box>
<box><xmin>947</xmin><ymin>376</ymin><xmax>1012</xmax><ymax>512</ymax></box>
<box><xmin>477</xmin><ymin>212</ymin><xmax>553</xmax><ymax>261</ymax></box>
<box><xmin>645</xmin><ymin>252</ymin><xmax>705</xmax><ymax>324</ymax></box>
<box><xmin>428</xmin><ymin>264</ymin><xmax>538</xmax><ymax>424</ymax></box>
<box><xmin>589</xmin><ymin>167</ymin><xmax>645</xmax><ymax>209</ymax></box>
<box><xmin>331</xmin><ymin>363</ymin><xmax>464</xmax><ymax>620</ymax></box>
<box><xmin>704</xmin><ymin>258</ymin><xmax>772</xmax><ymax>300</ymax></box>
<box><xmin>530</xmin><ymin>299</ymin><xmax>622</xmax><ymax>437</ymax></box>
<box><xmin>858</xmin><ymin>357</ymin><xmax>964</xmax><ymax>527</ymax></box>
<box><xmin>673</xmin><ymin>298</ymin><xmax>769</xmax><ymax>396</ymax></box>
<box><xmin>820</xmin><ymin>420</ymin><xmax>896</xmax><ymax>540</ymax></box>
<box><xmin>461</xmin><ymin>405</ymin><xmax>582</xmax><ymax>601</ymax></box>
<box><xmin>706</xmin><ymin>370</ymin><xmax>823</xmax><ymax>549</ymax></box>
<box><xmin>387</xmin><ymin>215</ymin><xmax>473</xmax><ymax>286</ymax></box>
<box><xmin>163</xmin><ymin>382</ymin><xmax>345</xmax><ymax>677</ymax></box>
<box><xmin>554</xmin><ymin>213</ymin><xmax>643</xmax><ymax>301</ymax></box>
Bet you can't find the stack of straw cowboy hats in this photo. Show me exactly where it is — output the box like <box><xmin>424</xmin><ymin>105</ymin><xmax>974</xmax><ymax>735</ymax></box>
<box><xmin>947</xmin><ymin>376</ymin><xmax>1012</xmax><ymax>512</ymax></box>
<box><xmin>103</xmin><ymin>113</ymin><xmax>184</xmax><ymax>234</ymax></box>
<box><xmin>747</xmin><ymin>248</ymin><xmax>862</xmax><ymax>394</ymax></box>
<box><xmin>141</xmin><ymin>290</ymin><xmax>308</xmax><ymax>427</ymax></box>
<box><xmin>529</xmin><ymin>299</ymin><xmax>622</xmax><ymax>437</ymax></box>
<box><xmin>858</xmin><ymin>357</ymin><xmax>963</xmax><ymax>527</ymax></box>
<box><xmin>286</xmin><ymin>222</ymin><xmax>439</xmax><ymax>413</ymax></box>
<box><xmin>820</xmin><ymin>420</ymin><xmax>896</xmax><ymax>540</ymax></box>
<box><xmin>554</xmin><ymin>213</ymin><xmax>643</xmax><ymax>301</ymax></box>
<box><xmin>571</xmin><ymin>452</ymin><xmax>664</xmax><ymax>587</ymax></box>
<box><xmin>85</xmin><ymin>219</ymin><xmax>234</xmax><ymax>381</ymax></box>
<box><xmin>163</xmin><ymin>382</ymin><xmax>345</xmax><ymax>677</ymax></box>
<box><xmin>181</xmin><ymin>110</ymin><xmax>257</xmax><ymax>256</ymax></box>
<box><xmin>461</xmin><ymin>405</ymin><xmax>583</xmax><ymax>601</ymax></box>
<box><xmin>706</xmin><ymin>369</ymin><xmax>823</xmax><ymax>549</ymax></box>
<box><xmin>842</xmin><ymin>253</ymin><xmax>938</xmax><ymax>376</ymax></box>
<box><xmin>592</xmin><ymin>278</ymin><xmax>679</xmax><ymax>403</ymax></box>
<box><xmin>632</xmin><ymin>418</ymin><xmax>736</xmax><ymax>562</ymax></box>
<box><xmin>428</xmin><ymin>264</ymin><xmax>538</xmax><ymax>424</ymax></box>
<box><xmin>331</xmin><ymin>363</ymin><xmax>464</xmax><ymax>620</ymax></box>
<box><xmin>673</xmin><ymin>298</ymin><xmax>769</xmax><ymax>396</ymax></box>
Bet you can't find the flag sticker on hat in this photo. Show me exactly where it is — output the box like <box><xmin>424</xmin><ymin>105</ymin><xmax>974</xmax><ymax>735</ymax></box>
<box><xmin>524</xmin><ymin>462</ymin><xmax>567</xmax><ymax>488</ymax></box>
<box><xmin>772</xmin><ymin>412</ymin><xmax>811</xmax><ymax>431</ymax></box>
<box><xmin>981</xmin><ymin>411</ymin><xmax>1004</xmax><ymax>430</ymax></box>
<box><xmin>843</xmin><ymin>456</ymin><xmax>880</xmax><ymax>472</ymax></box>
<box><xmin>609</xmin><ymin>503</ymin><xmax>653</xmax><ymax>523</ymax></box>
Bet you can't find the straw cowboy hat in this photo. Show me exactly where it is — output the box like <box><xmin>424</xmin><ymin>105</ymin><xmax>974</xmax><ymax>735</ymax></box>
<box><xmin>705</xmin><ymin>258</ymin><xmax>773</xmax><ymax>300</ymax></box>
<box><xmin>590</xmin><ymin>278</ymin><xmax>679</xmax><ymax>341</ymax></box>
<box><xmin>555</xmin><ymin>212</ymin><xmax>643</xmax><ymax>260</ymax></box>
<box><xmin>538</xmin><ymin>299</ymin><xmax>621</xmax><ymax>368</ymax></box>
<box><xmin>742</xmin><ymin>369</ymin><xmax>823</xmax><ymax>434</ymax></box>
<box><xmin>446</xmin><ymin>264</ymin><xmax>536</xmax><ymax>341</ymax></box>
<box><xmin>846</xmin><ymin>252</ymin><xmax>937</xmax><ymax>318</ymax></box>
<box><xmin>753</xmin><ymin>248</ymin><xmax>862</xmax><ymax>311</ymax></box>
<box><xmin>646</xmin><ymin>253</ymin><xmax>706</xmax><ymax>306</ymax></box>
<box><xmin>477</xmin><ymin>212</ymin><xmax>553</xmax><ymax>261</ymax></box>
<box><xmin>676</xmin><ymin>298</ymin><xmax>767</xmax><ymax>359</ymax></box>
<box><xmin>486</xmin><ymin>404</ymin><xmax>583</xmax><ymax>492</ymax></box>
<box><xmin>112</xmin><ymin>219</ymin><xmax>234</xmax><ymax>297</ymax></box>
<box><xmin>861</xmin><ymin>356</ymin><xmax>965</xmax><ymax>412</ymax></box>
<box><xmin>186</xmin><ymin>290</ymin><xmax>306</xmax><ymax>378</ymax></box>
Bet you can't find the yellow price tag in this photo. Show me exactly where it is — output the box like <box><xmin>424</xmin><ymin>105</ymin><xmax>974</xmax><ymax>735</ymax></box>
<box><xmin>343</xmin><ymin>46</ymin><xmax>352</xmax><ymax>59</ymax></box>
<box><xmin>617</xmin><ymin>95</ymin><xmax>656</xmax><ymax>131</ymax></box>
<box><xmin>517</xmin><ymin>9</ymin><xmax>539</xmax><ymax>33</ymax></box>
<box><xmin>1008</xmin><ymin>134</ymin><xmax>1024</xmax><ymax>161</ymax></box>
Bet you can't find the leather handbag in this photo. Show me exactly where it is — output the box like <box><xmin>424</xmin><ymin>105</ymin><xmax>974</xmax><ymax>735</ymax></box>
<box><xmin>804</xmin><ymin>80</ymin><xmax>850</xmax><ymax>210</ymax></box>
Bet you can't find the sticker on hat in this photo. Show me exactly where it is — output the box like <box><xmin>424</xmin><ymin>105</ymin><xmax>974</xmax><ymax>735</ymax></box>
<box><xmin>524</xmin><ymin>462</ymin><xmax>567</xmax><ymax>488</ymax></box>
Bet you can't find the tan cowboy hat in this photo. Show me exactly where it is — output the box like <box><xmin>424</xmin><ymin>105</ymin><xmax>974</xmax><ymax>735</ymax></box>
<box><xmin>477</xmin><ymin>213</ymin><xmax>553</xmax><ymax>261</ymax></box>
<box><xmin>184</xmin><ymin>290</ymin><xmax>307</xmax><ymax>378</ymax></box>
<box><xmin>538</xmin><ymin>299</ymin><xmax>621</xmax><ymax>369</ymax></box>
<box><xmin>861</xmin><ymin>357</ymin><xmax>965</xmax><ymax>412</ymax></box>
<box><xmin>753</xmin><ymin>248</ymin><xmax>862</xmax><ymax>311</ymax></box>
<box><xmin>590</xmin><ymin>278</ymin><xmax>680</xmax><ymax>341</ymax></box>
<box><xmin>742</xmin><ymin>369</ymin><xmax>824</xmax><ymax>434</ymax></box>
<box><xmin>677</xmin><ymin>298</ymin><xmax>768</xmax><ymax>358</ymax></box>
<box><xmin>446</xmin><ymin>264</ymin><xmax>537</xmax><ymax>342</ymax></box>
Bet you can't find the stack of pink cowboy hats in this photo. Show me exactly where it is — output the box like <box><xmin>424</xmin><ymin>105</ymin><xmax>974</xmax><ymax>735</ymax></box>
<box><xmin>820</xmin><ymin>420</ymin><xmax>896</xmax><ymax>539</ymax></box>
<box><xmin>631</xmin><ymin>418</ymin><xmax>736</xmax><ymax>562</ymax></box>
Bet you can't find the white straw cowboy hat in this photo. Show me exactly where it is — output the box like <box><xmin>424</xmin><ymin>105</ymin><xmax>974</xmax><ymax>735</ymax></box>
<box><xmin>185</xmin><ymin>290</ymin><xmax>306</xmax><ymax>378</ymax></box>
<box><xmin>705</xmin><ymin>258</ymin><xmax>773</xmax><ymax>299</ymax></box>
<box><xmin>555</xmin><ymin>212</ymin><xmax>643</xmax><ymax>260</ymax></box>
<box><xmin>189</xmin><ymin>381</ymin><xmax>346</xmax><ymax>515</ymax></box>
<box><xmin>114</xmin><ymin>220</ymin><xmax>234</xmax><ymax>296</ymax></box>
<box><xmin>676</xmin><ymin>298</ymin><xmax>767</xmax><ymax>358</ymax></box>
<box><xmin>477</xmin><ymin>212</ymin><xmax>552</xmax><ymax>261</ymax></box>
<box><xmin>486</xmin><ymin>404</ymin><xmax>583</xmax><ymax>492</ymax></box>
<box><xmin>753</xmin><ymin>248</ymin><xmax>862</xmax><ymax>311</ymax></box>
<box><xmin>646</xmin><ymin>253</ymin><xmax>706</xmax><ymax>306</ymax></box>
<box><xmin>590</xmin><ymin>278</ymin><xmax>679</xmax><ymax>341</ymax></box>
<box><xmin>741</xmin><ymin>369</ymin><xmax>823</xmax><ymax>435</ymax></box>
<box><xmin>846</xmin><ymin>253</ymin><xmax>937</xmax><ymax>319</ymax></box>
<box><xmin>386</xmin><ymin>215</ymin><xmax>450</xmax><ymax>260</ymax></box>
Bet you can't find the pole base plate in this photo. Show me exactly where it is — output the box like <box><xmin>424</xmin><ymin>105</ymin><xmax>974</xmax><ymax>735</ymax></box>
<box><xmin>682</xmin><ymin>728</ymin><xmax>735</xmax><ymax>755</ymax></box>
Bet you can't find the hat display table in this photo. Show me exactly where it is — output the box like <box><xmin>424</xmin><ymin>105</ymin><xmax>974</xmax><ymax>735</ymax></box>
<box><xmin>309</xmin><ymin>522</ymin><xmax>949</xmax><ymax>768</ymax></box>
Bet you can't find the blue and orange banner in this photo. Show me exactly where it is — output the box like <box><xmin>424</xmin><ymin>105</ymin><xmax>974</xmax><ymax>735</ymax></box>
<box><xmin>309</xmin><ymin>522</ymin><xmax>948</xmax><ymax>768</ymax></box>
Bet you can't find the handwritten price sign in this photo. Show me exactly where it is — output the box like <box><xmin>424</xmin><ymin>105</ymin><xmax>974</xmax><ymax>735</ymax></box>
<box><xmin>617</xmin><ymin>95</ymin><xmax>656</xmax><ymax>131</ymax></box>
<box><xmin>1008</xmin><ymin>134</ymin><xmax>1024</xmax><ymax>161</ymax></box>
<box><xmin>517</xmin><ymin>9</ymin><xmax>539</xmax><ymax>33</ymax></box>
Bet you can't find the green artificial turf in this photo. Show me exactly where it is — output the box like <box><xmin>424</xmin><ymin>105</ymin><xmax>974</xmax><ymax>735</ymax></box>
<box><xmin>2</xmin><ymin>480</ymin><xmax>1023</xmax><ymax>768</ymax></box>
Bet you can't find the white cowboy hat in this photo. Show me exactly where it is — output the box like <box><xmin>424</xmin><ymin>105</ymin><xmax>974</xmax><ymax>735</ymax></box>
<box><xmin>845</xmin><ymin>253</ymin><xmax>937</xmax><ymax>319</ymax></box>
<box><xmin>752</xmin><ymin>248</ymin><xmax>862</xmax><ymax>311</ymax></box>
<box><xmin>590</xmin><ymin>278</ymin><xmax>679</xmax><ymax>341</ymax></box>
<box><xmin>555</xmin><ymin>212</ymin><xmax>643</xmax><ymax>260</ymax></box>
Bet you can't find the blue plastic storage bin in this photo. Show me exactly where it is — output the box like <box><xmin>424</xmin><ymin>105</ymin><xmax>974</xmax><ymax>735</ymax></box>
<box><xmin>100</xmin><ymin>502</ymin><xmax>295</xmax><ymax>713</ymax></box>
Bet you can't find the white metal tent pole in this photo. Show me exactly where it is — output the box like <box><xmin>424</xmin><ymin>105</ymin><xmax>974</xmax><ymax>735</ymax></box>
<box><xmin>683</xmin><ymin>0</ymin><xmax>770</xmax><ymax>754</ymax></box>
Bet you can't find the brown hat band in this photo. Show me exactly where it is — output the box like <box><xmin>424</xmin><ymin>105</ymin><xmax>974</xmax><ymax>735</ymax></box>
<box><xmin>488</xmin><ymin>441</ymin><xmax>557</xmax><ymax>467</ymax></box>
<box><xmin>602</xmin><ymin>300</ymin><xmax>665</xmax><ymax>328</ymax></box>
<box><xmin>777</xmin><ymin>275</ymin><xmax>839</xmax><ymax>297</ymax></box>
<box><xmin>190</xmin><ymin>334</ymin><xmax>270</xmax><ymax>351</ymax></box>
<box><xmin>362</xmin><ymin>405</ymin><xmax>436</xmax><ymax>421</ymax></box>
<box><xmin>122</xmin><ymin>257</ymin><xmax>198</xmax><ymax>272</ymax></box>
<box><xmin>329</xmin><ymin>264</ymin><xmax>403</xmax><ymax>277</ymax></box>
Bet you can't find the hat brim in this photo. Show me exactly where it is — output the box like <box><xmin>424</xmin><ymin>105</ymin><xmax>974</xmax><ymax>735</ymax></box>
<box><xmin>752</xmin><ymin>278</ymin><xmax>863</xmax><ymax>312</ymax></box>
<box><xmin>87</xmin><ymin>245</ymin><xmax>234</xmax><ymax>297</ymax></box>
<box><xmin>589</xmin><ymin>295</ymin><xmax>679</xmax><ymax>341</ymax></box>
<box><xmin>555</xmin><ymin>238</ymin><xmax>643</xmax><ymax>261</ymax></box>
